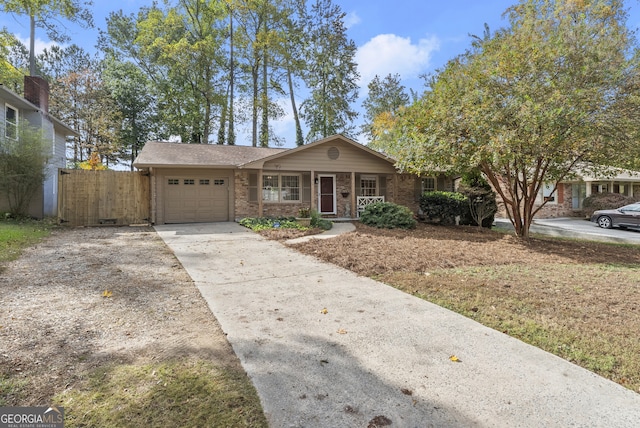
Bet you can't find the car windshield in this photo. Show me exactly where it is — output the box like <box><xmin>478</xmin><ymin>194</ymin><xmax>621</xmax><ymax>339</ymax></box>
<box><xmin>620</xmin><ymin>203</ymin><xmax>640</xmax><ymax>212</ymax></box>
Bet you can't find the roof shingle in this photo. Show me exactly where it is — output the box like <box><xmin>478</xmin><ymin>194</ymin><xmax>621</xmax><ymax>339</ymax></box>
<box><xmin>134</xmin><ymin>141</ymin><xmax>287</xmax><ymax>168</ymax></box>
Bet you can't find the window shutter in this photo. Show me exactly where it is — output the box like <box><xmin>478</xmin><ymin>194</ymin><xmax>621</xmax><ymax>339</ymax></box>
<box><xmin>414</xmin><ymin>177</ymin><xmax>422</xmax><ymax>201</ymax></box>
<box><xmin>248</xmin><ymin>173</ymin><xmax>258</xmax><ymax>202</ymax></box>
<box><xmin>379</xmin><ymin>175</ymin><xmax>387</xmax><ymax>198</ymax></box>
<box><xmin>302</xmin><ymin>173</ymin><xmax>311</xmax><ymax>202</ymax></box>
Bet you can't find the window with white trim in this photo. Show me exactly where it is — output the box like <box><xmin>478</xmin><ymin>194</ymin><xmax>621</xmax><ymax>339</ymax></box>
<box><xmin>421</xmin><ymin>177</ymin><xmax>436</xmax><ymax>193</ymax></box>
<box><xmin>360</xmin><ymin>175</ymin><xmax>377</xmax><ymax>196</ymax></box>
<box><xmin>262</xmin><ymin>173</ymin><xmax>301</xmax><ymax>202</ymax></box>
<box><xmin>5</xmin><ymin>104</ymin><xmax>17</xmax><ymax>139</ymax></box>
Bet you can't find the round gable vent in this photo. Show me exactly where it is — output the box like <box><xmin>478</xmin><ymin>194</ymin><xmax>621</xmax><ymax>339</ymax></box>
<box><xmin>327</xmin><ymin>146</ymin><xmax>340</xmax><ymax>160</ymax></box>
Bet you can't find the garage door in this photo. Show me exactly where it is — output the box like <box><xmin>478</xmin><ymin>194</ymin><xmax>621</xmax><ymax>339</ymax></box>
<box><xmin>164</xmin><ymin>176</ymin><xmax>229</xmax><ymax>223</ymax></box>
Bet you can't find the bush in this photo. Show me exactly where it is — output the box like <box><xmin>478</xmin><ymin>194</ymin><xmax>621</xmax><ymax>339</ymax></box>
<box><xmin>310</xmin><ymin>210</ymin><xmax>332</xmax><ymax>230</ymax></box>
<box><xmin>239</xmin><ymin>216</ymin><xmax>305</xmax><ymax>231</ymax></box>
<box><xmin>360</xmin><ymin>202</ymin><xmax>416</xmax><ymax>229</ymax></box>
<box><xmin>458</xmin><ymin>186</ymin><xmax>498</xmax><ymax>228</ymax></box>
<box><xmin>419</xmin><ymin>191</ymin><xmax>467</xmax><ymax>226</ymax></box>
<box><xmin>582</xmin><ymin>192</ymin><xmax>635</xmax><ymax>217</ymax></box>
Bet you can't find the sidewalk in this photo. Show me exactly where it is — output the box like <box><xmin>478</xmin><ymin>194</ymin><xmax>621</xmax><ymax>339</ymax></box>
<box><xmin>156</xmin><ymin>222</ymin><xmax>640</xmax><ymax>427</ymax></box>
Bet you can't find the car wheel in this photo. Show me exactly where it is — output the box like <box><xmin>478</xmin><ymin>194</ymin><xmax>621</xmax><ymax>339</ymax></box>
<box><xmin>597</xmin><ymin>216</ymin><xmax>613</xmax><ymax>229</ymax></box>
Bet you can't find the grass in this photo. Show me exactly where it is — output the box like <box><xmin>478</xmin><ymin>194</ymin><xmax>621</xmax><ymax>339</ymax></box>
<box><xmin>55</xmin><ymin>359</ymin><xmax>267</xmax><ymax>428</ymax></box>
<box><xmin>290</xmin><ymin>222</ymin><xmax>640</xmax><ymax>393</ymax></box>
<box><xmin>386</xmin><ymin>264</ymin><xmax>640</xmax><ymax>389</ymax></box>
<box><xmin>0</xmin><ymin>218</ymin><xmax>53</xmax><ymax>271</ymax></box>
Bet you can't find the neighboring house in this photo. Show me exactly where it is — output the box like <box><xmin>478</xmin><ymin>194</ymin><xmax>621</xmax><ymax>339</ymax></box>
<box><xmin>529</xmin><ymin>168</ymin><xmax>640</xmax><ymax>218</ymax></box>
<box><xmin>491</xmin><ymin>167</ymin><xmax>640</xmax><ymax>219</ymax></box>
<box><xmin>133</xmin><ymin>135</ymin><xmax>453</xmax><ymax>224</ymax></box>
<box><xmin>0</xmin><ymin>76</ymin><xmax>78</xmax><ymax>218</ymax></box>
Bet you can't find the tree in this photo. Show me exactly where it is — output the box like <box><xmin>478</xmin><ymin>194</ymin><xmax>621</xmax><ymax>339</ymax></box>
<box><xmin>102</xmin><ymin>57</ymin><xmax>158</xmax><ymax>169</ymax></box>
<box><xmin>377</xmin><ymin>0</ymin><xmax>640</xmax><ymax>238</ymax></box>
<box><xmin>0</xmin><ymin>29</ymin><xmax>28</xmax><ymax>92</ymax></box>
<box><xmin>101</xmin><ymin>2</ymin><xmax>227</xmax><ymax>144</ymax></box>
<box><xmin>301</xmin><ymin>0</ymin><xmax>359</xmax><ymax>141</ymax></box>
<box><xmin>0</xmin><ymin>123</ymin><xmax>50</xmax><ymax>216</ymax></box>
<box><xmin>0</xmin><ymin>0</ymin><xmax>93</xmax><ymax>76</ymax></box>
<box><xmin>361</xmin><ymin>73</ymin><xmax>409</xmax><ymax>142</ymax></box>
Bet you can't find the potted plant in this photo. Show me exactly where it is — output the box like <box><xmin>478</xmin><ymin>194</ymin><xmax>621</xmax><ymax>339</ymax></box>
<box><xmin>296</xmin><ymin>207</ymin><xmax>311</xmax><ymax>226</ymax></box>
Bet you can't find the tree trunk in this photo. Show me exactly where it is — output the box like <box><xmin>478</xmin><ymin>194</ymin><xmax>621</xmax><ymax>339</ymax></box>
<box><xmin>29</xmin><ymin>15</ymin><xmax>36</xmax><ymax>76</ymax></box>
<box><xmin>287</xmin><ymin>65</ymin><xmax>303</xmax><ymax>146</ymax></box>
<box><xmin>228</xmin><ymin>7</ymin><xmax>235</xmax><ymax>145</ymax></box>
<box><xmin>260</xmin><ymin>42</ymin><xmax>269</xmax><ymax>147</ymax></box>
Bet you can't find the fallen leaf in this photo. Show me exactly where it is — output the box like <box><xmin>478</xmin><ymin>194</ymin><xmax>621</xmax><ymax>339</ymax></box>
<box><xmin>320</xmin><ymin>308</ymin><xmax>328</xmax><ymax>314</ymax></box>
<box><xmin>449</xmin><ymin>355</ymin><xmax>461</xmax><ymax>363</ymax></box>
<box><xmin>102</xmin><ymin>290</ymin><xmax>113</xmax><ymax>298</ymax></box>
<box><xmin>337</xmin><ymin>328</ymin><xmax>347</xmax><ymax>334</ymax></box>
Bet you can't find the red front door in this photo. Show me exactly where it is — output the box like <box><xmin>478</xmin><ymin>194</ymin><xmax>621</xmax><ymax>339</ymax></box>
<box><xmin>319</xmin><ymin>176</ymin><xmax>335</xmax><ymax>214</ymax></box>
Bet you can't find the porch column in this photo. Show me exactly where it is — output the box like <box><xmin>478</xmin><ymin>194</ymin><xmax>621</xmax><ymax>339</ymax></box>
<box><xmin>351</xmin><ymin>171</ymin><xmax>356</xmax><ymax>219</ymax></box>
<box><xmin>310</xmin><ymin>170</ymin><xmax>315</xmax><ymax>212</ymax></box>
<box><xmin>585</xmin><ymin>181</ymin><xmax>592</xmax><ymax>197</ymax></box>
<box><xmin>258</xmin><ymin>169</ymin><xmax>263</xmax><ymax>217</ymax></box>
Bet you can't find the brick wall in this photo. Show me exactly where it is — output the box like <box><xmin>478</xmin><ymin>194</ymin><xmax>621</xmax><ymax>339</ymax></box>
<box><xmin>234</xmin><ymin>171</ymin><xmax>258</xmax><ymax>219</ymax></box>
<box><xmin>391</xmin><ymin>174</ymin><xmax>420</xmax><ymax>213</ymax></box>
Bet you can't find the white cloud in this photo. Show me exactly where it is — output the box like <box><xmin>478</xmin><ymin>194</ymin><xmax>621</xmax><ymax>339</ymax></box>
<box><xmin>15</xmin><ymin>33</ymin><xmax>59</xmax><ymax>55</ymax></box>
<box><xmin>355</xmin><ymin>33</ymin><xmax>440</xmax><ymax>86</ymax></box>
<box><xmin>344</xmin><ymin>11</ymin><xmax>361</xmax><ymax>29</ymax></box>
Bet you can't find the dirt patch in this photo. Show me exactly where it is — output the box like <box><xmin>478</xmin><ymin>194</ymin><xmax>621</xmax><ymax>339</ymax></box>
<box><xmin>0</xmin><ymin>226</ymin><xmax>241</xmax><ymax>406</ymax></box>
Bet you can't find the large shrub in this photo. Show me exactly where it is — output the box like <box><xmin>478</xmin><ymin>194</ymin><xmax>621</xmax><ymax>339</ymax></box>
<box><xmin>419</xmin><ymin>191</ymin><xmax>467</xmax><ymax>226</ymax></box>
<box><xmin>0</xmin><ymin>124</ymin><xmax>50</xmax><ymax>217</ymax></box>
<box><xmin>458</xmin><ymin>186</ymin><xmax>498</xmax><ymax>228</ymax></box>
<box><xmin>582</xmin><ymin>192</ymin><xmax>635</xmax><ymax>217</ymax></box>
<box><xmin>360</xmin><ymin>202</ymin><xmax>416</xmax><ymax>229</ymax></box>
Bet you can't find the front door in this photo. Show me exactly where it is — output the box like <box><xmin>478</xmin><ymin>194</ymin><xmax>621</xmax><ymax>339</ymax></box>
<box><xmin>319</xmin><ymin>175</ymin><xmax>336</xmax><ymax>214</ymax></box>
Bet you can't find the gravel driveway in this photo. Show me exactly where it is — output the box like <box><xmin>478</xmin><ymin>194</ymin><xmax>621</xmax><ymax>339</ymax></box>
<box><xmin>0</xmin><ymin>226</ymin><xmax>240</xmax><ymax>406</ymax></box>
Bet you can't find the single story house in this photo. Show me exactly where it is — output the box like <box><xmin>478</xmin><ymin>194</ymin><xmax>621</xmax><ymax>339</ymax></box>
<box><xmin>530</xmin><ymin>168</ymin><xmax>640</xmax><ymax>218</ymax></box>
<box><xmin>133</xmin><ymin>135</ymin><xmax>453</xmax><ymax>224</ymax></box>
<box><xmin>0</xmin><ymin>76</ymin><xmax>78</xmax><ymax>217</ymax></box>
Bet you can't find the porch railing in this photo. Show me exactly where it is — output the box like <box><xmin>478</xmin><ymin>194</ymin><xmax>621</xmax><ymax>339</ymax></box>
<box><xmin>357</xmin><ymin>196</ymin><xmax>385</xmax><ymax>217</ymax></box>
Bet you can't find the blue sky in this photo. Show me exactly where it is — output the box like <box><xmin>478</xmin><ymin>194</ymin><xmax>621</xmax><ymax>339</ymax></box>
<box><xmin>2</xmin><ymin>0</ymin><xmax>640</xmax><ymax>147</ymax></box>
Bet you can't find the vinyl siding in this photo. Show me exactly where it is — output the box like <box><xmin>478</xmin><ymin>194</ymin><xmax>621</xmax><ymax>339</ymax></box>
<box><xmin>261</xmin><ymin>140</ymin><xmax>396</xmax><ymax>174</ymax></box>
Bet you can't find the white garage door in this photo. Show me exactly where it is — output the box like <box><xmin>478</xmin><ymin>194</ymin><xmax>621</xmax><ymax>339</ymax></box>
<box><xmin>164</xmin><ymin>176</ymin><xmax>229</xmax><ymax>223</ymax></box>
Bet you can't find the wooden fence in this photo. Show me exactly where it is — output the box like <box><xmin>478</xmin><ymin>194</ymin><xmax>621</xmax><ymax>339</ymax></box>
<box><xmin>57</xmin><ymin>169</ymin><xmax>150</xmax><ymax>226</ymax></box>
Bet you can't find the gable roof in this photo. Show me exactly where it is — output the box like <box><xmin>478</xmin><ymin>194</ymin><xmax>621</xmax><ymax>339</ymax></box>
<box><xmin>239</xmin><ymin>134</ymin><xmax>395</xmax><ymax>169</ymax></box>
<box><xmin>0</xmin><ymin>84</ymin><xmax>78</xmax><ymax>137</ymax></box>
<box><xmin>134</xmin><ymin>135</ymin><xmax>397</xmax><ymax>170</ymax></box>
<box><xmin>133</xmin><ymin>141</ymin><xmax>287</xmax><ymax>168</ymax></box>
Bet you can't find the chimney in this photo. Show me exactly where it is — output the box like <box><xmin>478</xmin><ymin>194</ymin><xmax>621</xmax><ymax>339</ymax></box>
<box><xmin>24</xmin><ymin>76</ymin><xmax>49</xmax><ymax>114</ymax></box>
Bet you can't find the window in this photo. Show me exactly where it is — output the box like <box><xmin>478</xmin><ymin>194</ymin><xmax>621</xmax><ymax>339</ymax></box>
<box><xmin>262</xmin><ymin>173</ymin><xmax>301</xmax><ymax>202</ymax></box>
<box><xmin>542</xmin><ymin>182</ymin><xmax>557</xmax><ymax>204</ymax></box>
<box><xmin>168</xmin><ymin>179</ymin><xmax>179</xmax><ymax>185</ymax></box>
<box><xmin>5</xmin><ymin>104</ymin><xmax>17</xmax><ymax>139</ymax></box>
<box><xmin>184</xmin><ymin>179</ymin><xmax>195</xmax><ymax>185</ymax></box>
<box><xmin>214</xmin><ymin>179</ymin><xmax>225</xmax><ymax>186</ymax></box>
<box><xmin>281</xmin><ymin>175</ymin><xmax>300</xmax><ymax>201</ymax></box>
<box><xmin>360</xmin><ymin>175</ymin><xmax>377</xmax><ymax>197</ymax></box>
<box><xmin>421</xmin><ymin>177</ymin><xmax>436</xmax><ymax>193</ymax></box>
<box><xmin>200</xmin><ymin>179</ymin><xmax>210</xmax><ymax>185</ymax></box>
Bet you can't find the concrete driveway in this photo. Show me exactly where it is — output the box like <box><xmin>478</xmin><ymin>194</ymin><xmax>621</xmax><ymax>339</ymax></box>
<box><xmin>155</xmin><ymin>222</ymin><xmax>640</xmax><ymax>427</ymax></box>
<box><xmin>495</xmin><ymin>217</ymin><xmax>640</xmax><ymax>244</ymax></box>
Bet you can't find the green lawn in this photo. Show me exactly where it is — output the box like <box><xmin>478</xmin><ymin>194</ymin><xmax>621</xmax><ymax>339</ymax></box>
<box><xmin>0</xmin><ymin>219</ymin><xmax>53</xmax><ymax>271</ymax></box>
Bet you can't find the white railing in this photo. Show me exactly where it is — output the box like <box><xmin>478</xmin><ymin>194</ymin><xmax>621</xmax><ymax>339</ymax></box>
<box><xmin>357</xmin><ymin>196</ymin><xmax>385</xmax><ymax>217</ymax></box>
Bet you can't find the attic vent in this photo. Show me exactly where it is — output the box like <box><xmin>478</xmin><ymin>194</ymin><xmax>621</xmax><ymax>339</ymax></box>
<box><xmin>327</xmin><ymin>146</ymin><xmax>340</xmax><ymax>160</ymax></box>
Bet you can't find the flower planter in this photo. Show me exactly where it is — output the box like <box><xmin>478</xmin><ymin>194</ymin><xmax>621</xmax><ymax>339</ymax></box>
<box><xmin>296</xmin><ymin>218</ymin><xmax>311</xmax><ymax>227</ymax></box>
